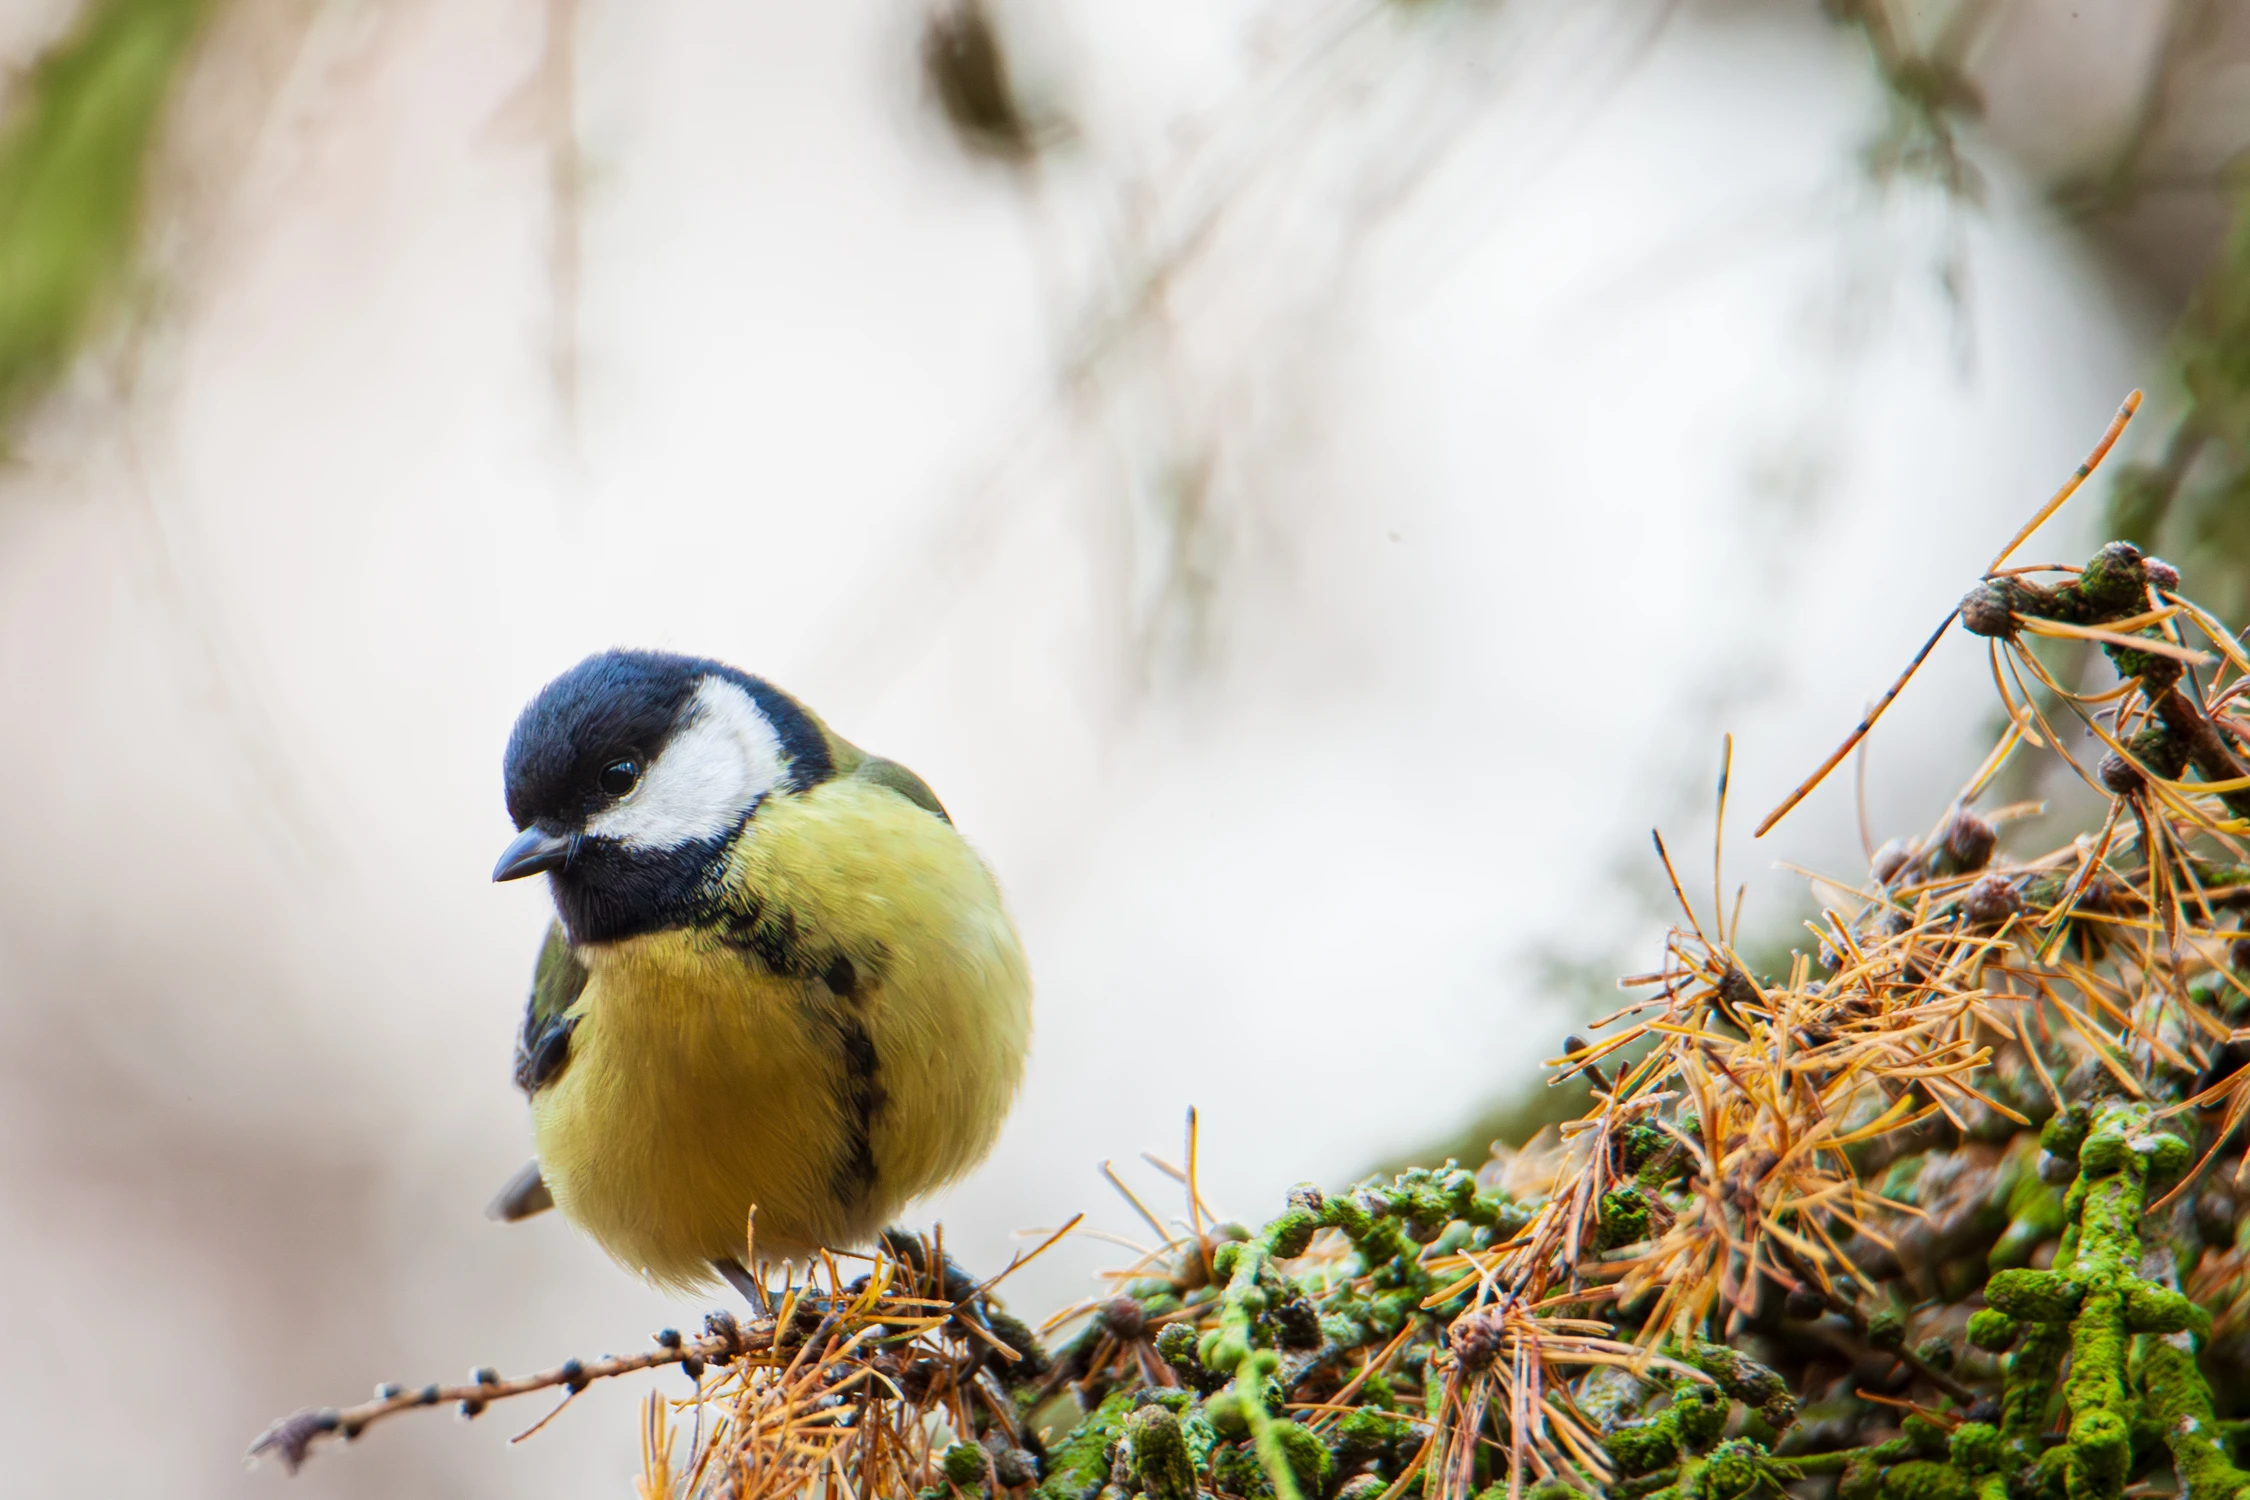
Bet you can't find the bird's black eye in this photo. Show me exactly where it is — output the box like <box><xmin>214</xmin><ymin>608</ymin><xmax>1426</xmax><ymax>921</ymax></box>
<box><xmin>598</xmin><ymin>758</ymin><xmax>641</xmax><ymax>797</ymax></box>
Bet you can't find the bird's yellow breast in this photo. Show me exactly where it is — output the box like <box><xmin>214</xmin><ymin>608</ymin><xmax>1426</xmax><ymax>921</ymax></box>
<box><xmin>529</xmin><ymin>776</ymin><xmax>1031</xmax><ymax>1289</ymax></box>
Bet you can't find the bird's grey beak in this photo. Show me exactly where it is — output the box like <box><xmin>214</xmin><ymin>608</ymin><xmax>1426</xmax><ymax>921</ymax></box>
<box><xmin>493</xmin><ymin>827</ymin><xmax>576</xmax><ymax>882</ymax></box>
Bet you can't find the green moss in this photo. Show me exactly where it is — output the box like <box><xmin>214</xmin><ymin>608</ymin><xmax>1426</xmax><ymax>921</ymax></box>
<box><xmin>2125</xmin><ymin>1284</ymin><xmax>2209</xmax><ymax>1338</ymax></box>
<box><xmin>2004</xmin><ymin>1321</ymin><xmax>2073</xmax><ymax>1452</ymax></box>
<box><xmin>1202</xmin><ymin>1218</ymin><xmax>1291</xmax><ymax>1376</ymax></box>
<box><xmin>1839</xmin><ymin>1453</ymin><xmax>1886</xmax><ymax>1500</ymax></box>
<box><xmin>1900</xmin><ymin>1416</ymin><xmax>1951</xmax><ymax>1459</ymax></box>
<box><xmin>1035</xmin><ymin>1389</ymin><xmax>1133</xmax><ymax>1500</ymax></box>
<box><xmin>1883</xmin><ymin>1459</ymin><xmax>1972</xmax><ymax>1500</ymax></box>
<box><xmin>1207</xmin><ymin>1391</ymin><xmax>1252</xmax><ymax>1441</ymax></box>
<box><xmin>1125</xmin><ymin>1404</ymin><xmax>1198</xmax><ymax>1500</ymax></box>
<box><xmin>1616</xmin><ymin>1121</ymin><xmax>1667</xmax><ymax>1175</ymax></box>
<box><xmin>2072</xmin><ymin>543</ymin><xmax>2158</xmax><ymax>621</ymax></box>
<box><xmin>2079</xmin><ymin>1130</ymin><xmax>2131</xmax><ymax>1178</ymax></box>
<box><xmin>1986</xmin><ymin>1268</ymin><xmax>2083</xmax><ymax>1322</ymax></box>
<box><xmin>2145</xmin><ymin>1333</ymin><xmax>2250</xmax><ymax>1500</ymax></box>
<box><xmin>941</xmin><ymin>1441</ymin><xmax>987</xmax><ymax>1489</ymax></box>
<box><xmin>1703</xmin><ymin>1437</ymin><xmax>1796</xmax><ymax>1500</ymax></box>
<box><xmin>2147</xmin><ymin>1135</ymin><xmax>2194</xmax><ymax>1193</ymax></box>
<box><xmin>2043</xmin><ymin>1104</ymin><xmax>2093</xmax><ymax>1163</ymax></box>
<box><xmin>1966</xmin><ymin>1309</ymin><xmax>2019</xmax><ymax>1351</ymax></box>
<box><xmin>1265</xmin><ymin>1420</ymin><xmax>1333</xmax><ymax>1500</ymax></box>
<box><xmin>1329</xmin><ymin>1407</ymin><xmax>1416</xmax><ymax>1475</ymax></box>
<box><xmin>1868</xmin><ymin>1309</ymin><xmax>1908</xmax><ymax>1351</ymax></box>
<box><xmin>1949</xmin><ymin>1423</ymin><xmax>2005</xmax><ymax>1475</ymax></box>
<box><xmin>2032</xmin><ymin>1102</ymin><xmax>2204</xmax><ymax>1500</ymax></box>
<box><xmin>1264</xmin><ymin>1207</ymin><xmax>1322</xmax><ymax>1261</ymax></box>
<box><xmin>1673</xmin><ymin>1386</ymin><xmax>1729</xmax><ymax>1453</ymax></box>
<box><xmin>1155</xmin><ymin>1319</ymin><xmax>1200</xmax><ymax>1372</ymax></box>
<box><xmin>1596</xmin><ymin>1187</ymin><xmax>1653</xmax><ymax>1250</ymax></box>
<box><xmin>1671</xmin><ymin>1341</ymin><xmax>1797</xmax><ymax>1432</ymax></box>
<box><xmin>1212</xmin><ymin>1440</ymin><xmax>1275</xmax><ymax>1499</ymax></box>
<box><xmin>2067</xmin><ymin>1404</ymin><xmax>2132</xmax><ymax>1499</ymax></box>
<box><xmin>1606</xmin><ymin>1415</ymin><xmax>1682</xmax><ymax>1476</ymax></box>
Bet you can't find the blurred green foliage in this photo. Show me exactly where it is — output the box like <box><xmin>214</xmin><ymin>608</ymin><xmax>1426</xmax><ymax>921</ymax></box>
<box><xmin>0</xmin><ymin>0</ymin><xmax>211</xmax><ymax>432</ymax></box>
<box><xmin>2109</xmin><ymin>185</ymin><xmax>2250</xmax><ymax>625</ymax></box>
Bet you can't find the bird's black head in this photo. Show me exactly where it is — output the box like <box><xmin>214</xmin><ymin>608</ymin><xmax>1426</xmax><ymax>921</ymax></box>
<box><xmin>495</xmin><ymin>650</ymin><xmax>834</xmax><ymax>943</ymax></box>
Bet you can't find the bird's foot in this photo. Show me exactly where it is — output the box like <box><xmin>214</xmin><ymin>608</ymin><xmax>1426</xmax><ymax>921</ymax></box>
<box><xmin>713</xmin><ymin>1256</ymin><xmax>773</xmax><ymax>1318</ymax></box>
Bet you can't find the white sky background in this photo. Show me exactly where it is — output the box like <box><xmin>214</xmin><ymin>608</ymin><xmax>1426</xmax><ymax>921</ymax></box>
<box><xmin>0</xmin><ymin>1</ymin><xmax>2158</xmax><ymax>1494</ymax></box>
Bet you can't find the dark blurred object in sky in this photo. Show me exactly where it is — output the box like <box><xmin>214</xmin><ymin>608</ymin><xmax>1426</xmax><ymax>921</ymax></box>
<box><xmin>921</xmin><ymin>0</ymin><xmax>1047</xmax><ymax>165</ymax></box>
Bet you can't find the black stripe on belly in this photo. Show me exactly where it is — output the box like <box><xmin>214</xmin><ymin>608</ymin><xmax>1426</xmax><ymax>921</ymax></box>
<box><xmin>705</xmin><ymin>895</ymin><xmax>890</xmax><ymax>1208</ymax></box>
<box><xmin>706</xmin><ymin>890</ymin><xmax>814</xmax><ymax>978</ymax></box>
<box><xmin>824</xmin><ymin>956</ymin><xmax>887</xmax><ymax>1209</ymax></box>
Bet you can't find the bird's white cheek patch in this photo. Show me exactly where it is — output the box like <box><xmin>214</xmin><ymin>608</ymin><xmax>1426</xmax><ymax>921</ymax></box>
<box><xmin>586</xmin><ymin>678</ymin><xmax>787</xmax><ymax>849</ymax></box>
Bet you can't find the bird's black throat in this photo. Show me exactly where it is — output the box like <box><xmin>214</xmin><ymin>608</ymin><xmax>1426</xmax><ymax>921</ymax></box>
<box><xmin>546</xmin><ymin>828</ymin><xmax>737</xmax><ymax>945</ymax></box>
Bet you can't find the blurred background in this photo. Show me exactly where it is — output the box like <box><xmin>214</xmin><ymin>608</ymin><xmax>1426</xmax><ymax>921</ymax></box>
<box><xmin>0</xmin><ymin>0</ymin><xmax>2244</xmax><ymax>1492</ymax></box>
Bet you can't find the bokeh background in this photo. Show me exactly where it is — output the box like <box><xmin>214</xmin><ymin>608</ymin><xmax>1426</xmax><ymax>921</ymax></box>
<box><xmin>1</xmin><ymin>0</ymin><xmax>2246</xmax><ymax>1493</ymax></box>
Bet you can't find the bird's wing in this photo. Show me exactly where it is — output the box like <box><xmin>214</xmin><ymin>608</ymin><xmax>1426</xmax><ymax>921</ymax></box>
<box><xmin>851</xmin><ymin>754</ymin><xmax>951</xmax><ymax>823</ymax></box>
<box><xmin>512</xmin><ymin>919</ymin><xmax>587</xmax><ymax>1095</ymax></box>
<box><xmin>492</xmin><ymin>923</ymin><xmax>585</xmax><ymax>1225</ymax></box>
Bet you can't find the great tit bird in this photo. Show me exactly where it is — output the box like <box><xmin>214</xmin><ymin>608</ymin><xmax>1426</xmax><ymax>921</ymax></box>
<box><xmin>485</xmin><ymin>650</ymin><xmax>1032</xmax><ymax>1301</ymax></box>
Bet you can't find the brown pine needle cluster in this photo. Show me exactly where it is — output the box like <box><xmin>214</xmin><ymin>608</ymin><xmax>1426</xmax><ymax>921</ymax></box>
<box><xmin>252</xmin><ymin>1228</ymin><xmax>1065</xmax><ymax>1490</ymax></box>
<box><xmin>632</xmin><ymin>1236</ymin><xmax>1070</xmax><ymax>1500</ymax></box>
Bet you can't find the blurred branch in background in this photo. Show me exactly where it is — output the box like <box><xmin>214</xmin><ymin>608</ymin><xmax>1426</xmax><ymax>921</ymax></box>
<box><xmin>2110</xmin><ymin>184</ymin><xmax>2250</xmax><ymax>625</ymax></box>
<box><xmin>887</xmin><ymin>0</ymin><xmax>1683</xmax><ymax>707</ymax></box>
<box><xmin>1825</xmin><ymin>1</ymin><xmax>2250</xmax><ymax>622</ymax></box>
<box><xmin>536</xmin><ymin>0</ymin><xmax>582</xmax><ymax>443</ymax></box>
<box><xmin>2055</xmin><ymin>0</ymin><xmax>2250</xmax><ymax>626</ymax></box>
<box><xmin>1831</xmin><ymin>0</ymin><xmax>1987</xmax><ymax>201</ymax></box>
<box><xmin>0</xmin><ymin>0</ymin><xmax>212</xmax><ymax>437</ymax></box>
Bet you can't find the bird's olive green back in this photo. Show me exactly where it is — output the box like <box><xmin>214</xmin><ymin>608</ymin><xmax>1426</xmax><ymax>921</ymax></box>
<box><xmin>852</xmin><ymin>755</ymin><xmax>949</xmax><ymax>822</ymax></box>
<box><xmin>811</xmin><ymin>712</ymin><xmax>950</xmax><ymax>823</ymax></box>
